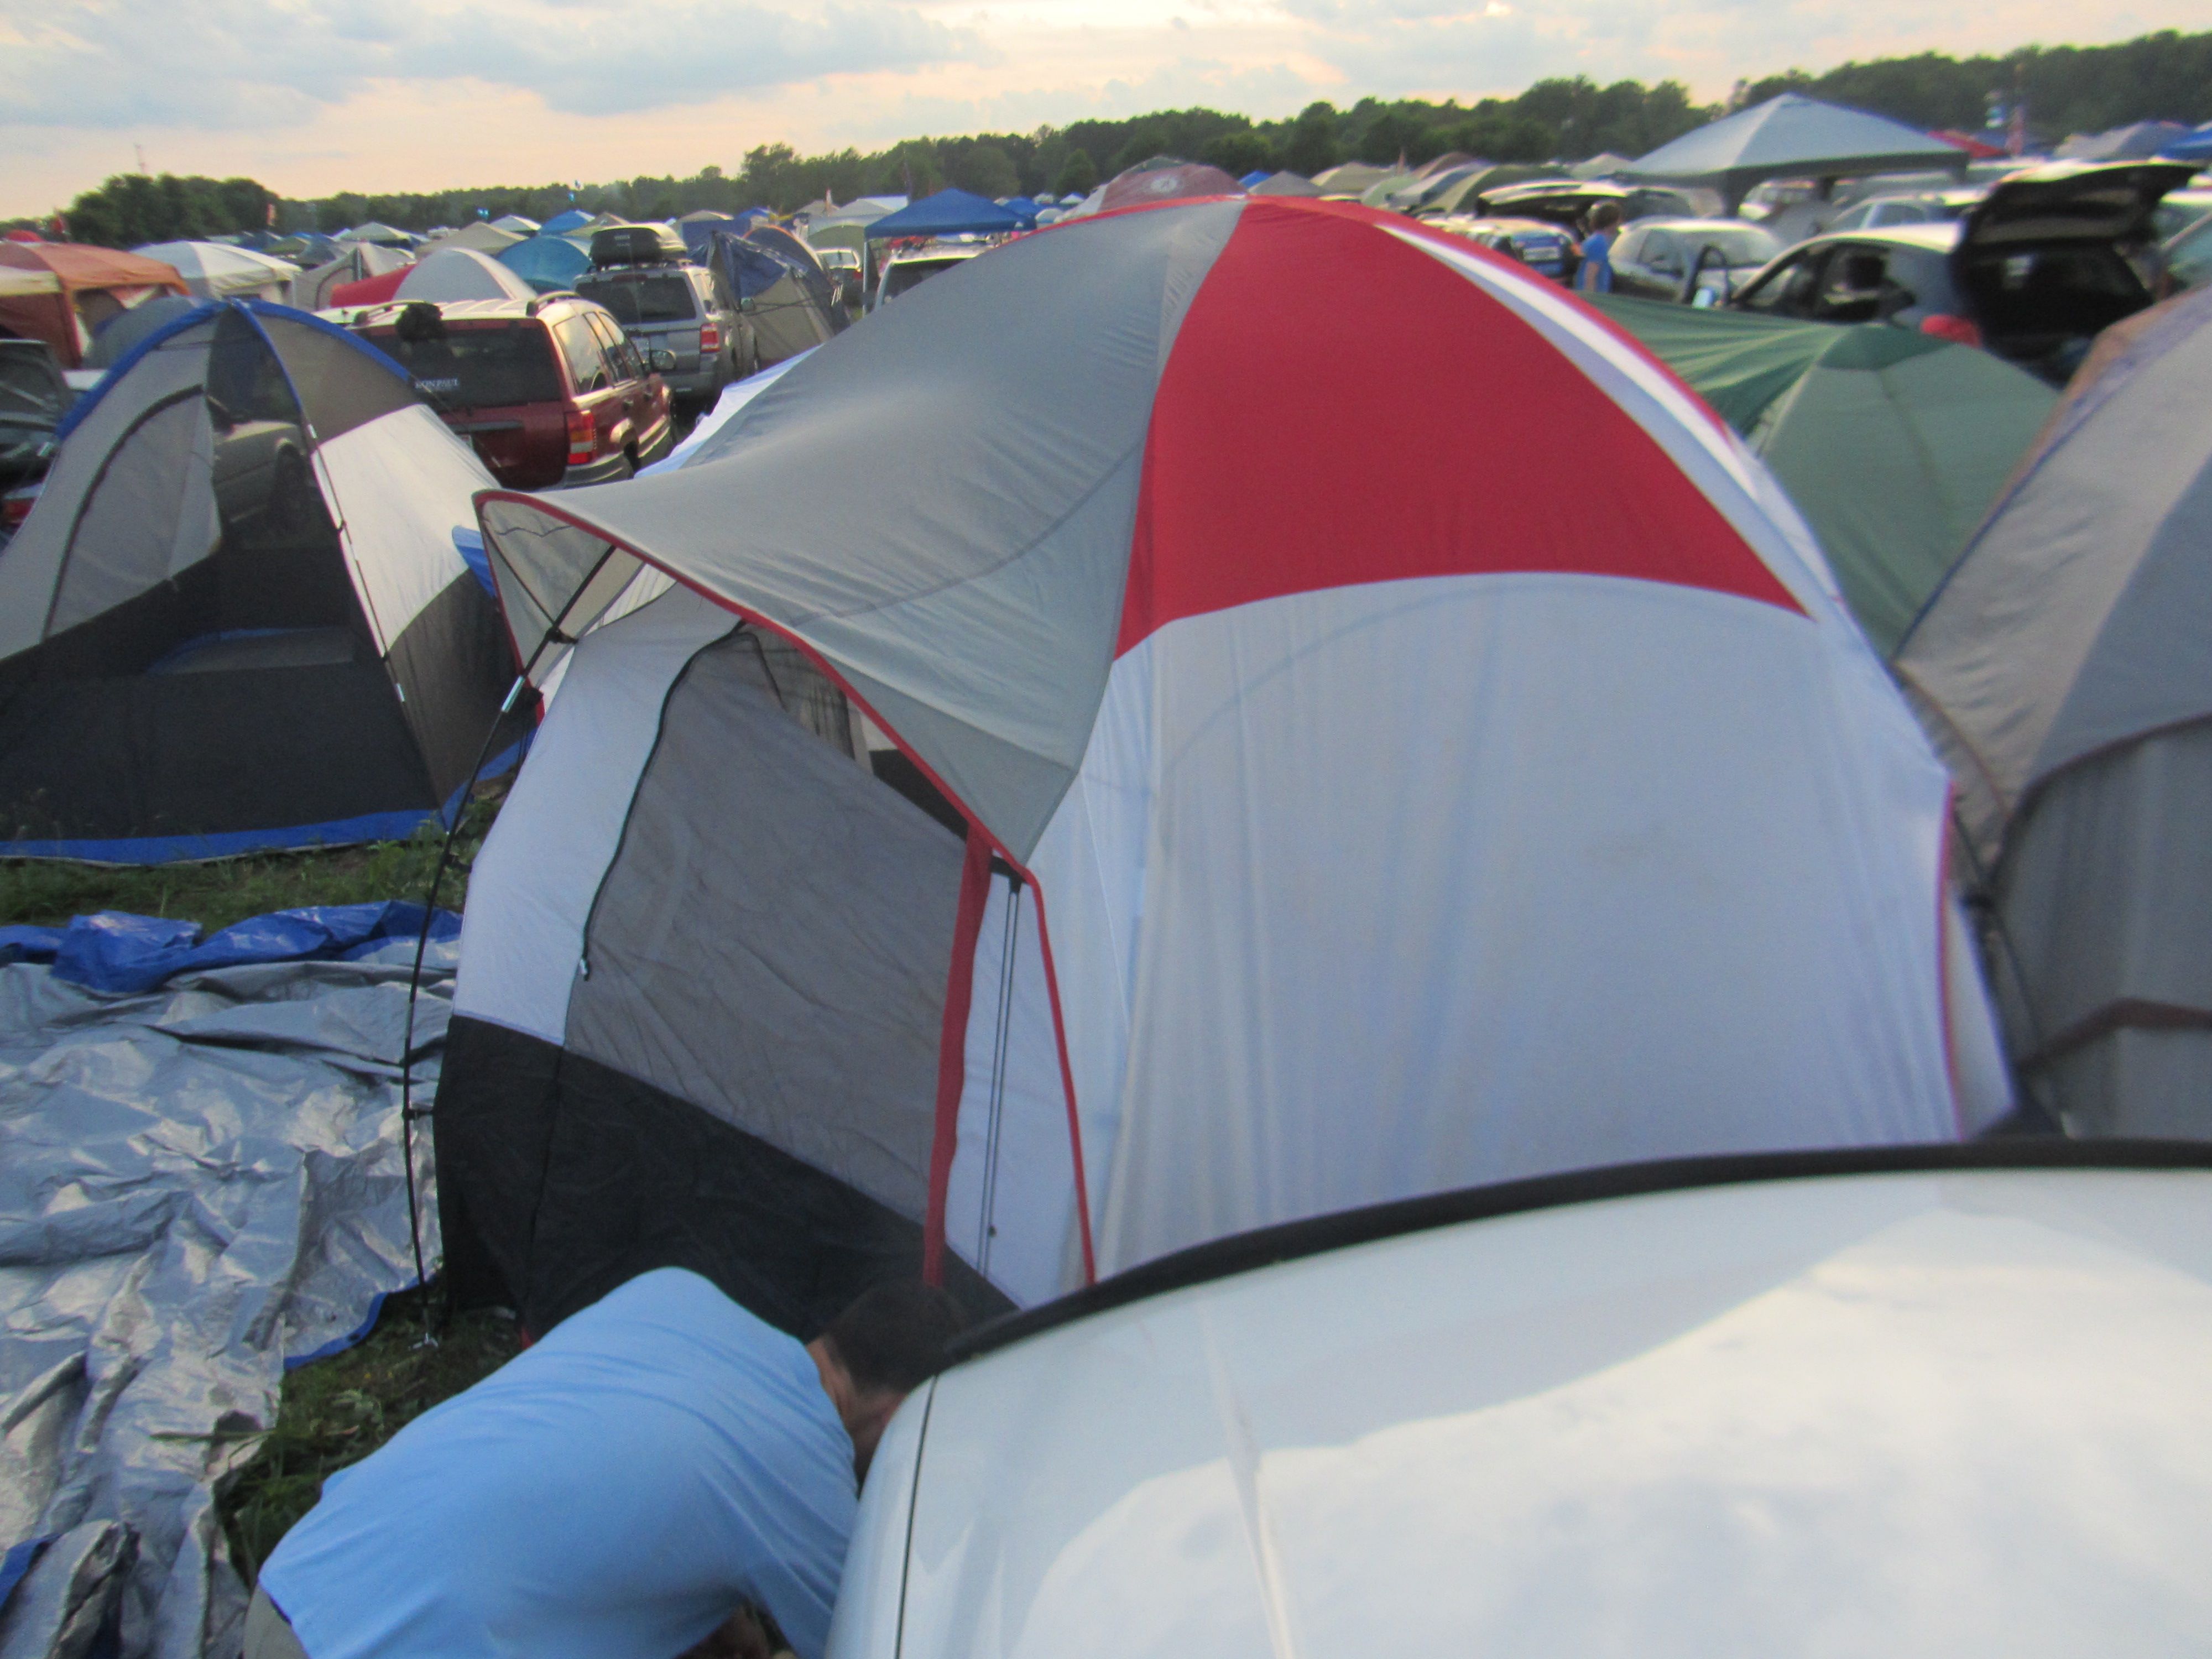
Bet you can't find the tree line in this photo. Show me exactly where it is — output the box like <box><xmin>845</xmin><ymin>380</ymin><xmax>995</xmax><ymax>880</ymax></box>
<box><xmin>34</xmin><ymin>28</ymin><xmax>2212</xmax><ymax>245</ymax></box>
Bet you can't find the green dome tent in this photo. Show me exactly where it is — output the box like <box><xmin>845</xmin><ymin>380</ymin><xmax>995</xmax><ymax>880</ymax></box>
<box><xmin>1594</xmin><ymin>295</ymin><xmax>2054</xmax><ymax>654</ymax></box>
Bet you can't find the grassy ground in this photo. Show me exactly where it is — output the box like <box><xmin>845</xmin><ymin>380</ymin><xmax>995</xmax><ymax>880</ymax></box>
<box><xmin>0</xmin><ymin>790</ymin><xmax>522</xmax><ymax>1587</ymax></box>
<box><xmin>222</xmin><ymin>1288</ymin><xmax>525</xmax><ymax>1585</ymax></box>
<box><xmin>0</xmin><ymin>791</ymin><xmax>505</xmax><ymax>932</ymax></box>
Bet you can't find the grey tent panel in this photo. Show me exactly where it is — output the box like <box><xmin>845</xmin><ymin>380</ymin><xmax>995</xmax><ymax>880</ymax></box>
<box><xmin>1996</xmin><ymin>723</ymin><xmax>2212</xmax><ymax>1137</ymax></box>
<box><xmin>254</xmin><ymin>311</ymin><xmax>416</xmax><ymax>442</ymax></box>
<box><xmin>2036</xmin><ymin>454</ymin><xmax>2212</xmax><ymax>789</ymax></box>
<box><xmin>47</xmin><ymin>393</ymin><xmax>211</xmax><ymax>637</ymax></box>
<box><xmin>566</xmin><ymin>629</ymin><xmax>966</xmax><ymax>1220</ymax></box>
<box><xmin>488</xmin><ymin>198</ymin><xmax>1246</xmax><ymax>859</ymax></box>
<box><xmin>1897</xmin><ymin>285</ymin><xmax>2212</xmax><ymax>853</ymax></box>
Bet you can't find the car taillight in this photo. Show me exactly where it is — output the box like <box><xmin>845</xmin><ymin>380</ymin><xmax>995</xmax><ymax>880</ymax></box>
<box><xmin>566</xmin><ymin>408</ymin><xmax>596</xmax><ymax>467</ymax></box>
<box><xmin>2</xmin><ymin>488</ymin><xmax>35</xmax><ymax>530</ymax></box>
<box><xmin>1921</xmin><ymin>313</ymin><xmax>1983</xmax><ymax>348</ymax></box>
<box><xmin>698</xmin><ymin>322</ymin><xmax>720</xmax><ymax>352</ymax></box>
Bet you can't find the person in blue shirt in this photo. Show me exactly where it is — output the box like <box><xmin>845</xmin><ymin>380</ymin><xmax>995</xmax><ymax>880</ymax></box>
<box><xmin>1576</xmin><ymin>202</ymin><xmax>1623</xmax><ymax>294</ymax></box>
<box><xmin>245</xmin><ymin>1270</ymin><xmax>963</xmax><ymax>1659</ymax></box>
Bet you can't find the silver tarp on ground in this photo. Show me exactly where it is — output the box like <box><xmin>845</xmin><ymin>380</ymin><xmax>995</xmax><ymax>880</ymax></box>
<box><xmin>0</xmin><ymin>947</ymin><xmax>452</xmax><ymax>1659</ymax></box>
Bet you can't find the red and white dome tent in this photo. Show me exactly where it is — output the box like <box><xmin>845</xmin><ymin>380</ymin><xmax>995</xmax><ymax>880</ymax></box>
<box><xmin>436</xmin><ymin>196</ymin><xmax>2010</xmax><ymax>1334</ymax></box>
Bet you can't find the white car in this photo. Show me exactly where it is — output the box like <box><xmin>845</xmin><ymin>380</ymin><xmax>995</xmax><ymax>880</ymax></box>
<box><xmin>831</xmin><ymin>1146</ymin><xmax>2212</xmax><ymax>1659</ymax></box>
<box><xmin>869</xmin><ymin>245</ymin><xmax>985</xmax><ymax>312</ymax></box>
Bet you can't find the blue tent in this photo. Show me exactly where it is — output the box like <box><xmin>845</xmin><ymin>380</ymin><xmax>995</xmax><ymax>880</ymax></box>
<box><xmin>862</xmin><ymin>187</ymin><xmax>1021</xmax><ymax>239</ymax></box>
<box><xmin>1001</xmin><ymin>196</ymin><xmax>1041</xmax><ymax>227</ymax></box>
<box><xmin>499</xmin><ymin>233</ymin><xmax>592</xmax><ymax>294</ymax></box>
<box><xmin>542</xmin><ymin>208</ymin><xmax>593</xmax><ymax>236</ymax></box>
<box><xmin>679</xmin><ymin>214</ymin><xmax>742</xmax><ymax>258</ymax></box>
<box><xmin>1239</xmin><ymin>169</ymin><xmax>1272</xmax><ymax>187</ymax></box>
<box><xmin>2161</xmin><ymin>122</ymin><xmax>2212</xmax><ymax>163</ymax></box>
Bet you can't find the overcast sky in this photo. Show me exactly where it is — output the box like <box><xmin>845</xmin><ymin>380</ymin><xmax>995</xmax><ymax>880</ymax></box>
<box><xmin>1</xmin><ymin>0</ymin><xmax>2199</xmax><ymax>217</ymax></box>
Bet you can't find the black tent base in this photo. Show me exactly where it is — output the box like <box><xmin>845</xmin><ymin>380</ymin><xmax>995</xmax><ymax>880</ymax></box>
<box><xmin>436</xmin><ymin>1014</ymin><xmax>1013</xmax><ymax>1340</ymax></box>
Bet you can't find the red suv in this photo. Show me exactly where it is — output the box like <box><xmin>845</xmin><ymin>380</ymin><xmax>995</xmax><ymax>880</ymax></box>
<box><xmin>350</xmin><ymin>295</ymin><xmax>675</xmax><ymax>489</ymax></box>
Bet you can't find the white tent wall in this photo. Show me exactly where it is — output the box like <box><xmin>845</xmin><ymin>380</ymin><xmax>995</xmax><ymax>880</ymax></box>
<box><xmin>1016</xmin><ymin>576</ymin><xmax>2011</xmax><ymax>1290</ymax></box>
<box><xmin>942</xmin><ymin>873</ymin><xmax>1082</xmax><ymax>1306</ymax></box>
<box><xmin>310</xmin><ymin>404</ymin><xmax>496</xmax><ymax>655</ymax></box>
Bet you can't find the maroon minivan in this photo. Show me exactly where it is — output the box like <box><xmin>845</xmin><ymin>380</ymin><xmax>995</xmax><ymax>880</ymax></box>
<box><xmin>351</xmin><ymin>296</ymin><xmax>674</xmax><ymax>489</ymax></box>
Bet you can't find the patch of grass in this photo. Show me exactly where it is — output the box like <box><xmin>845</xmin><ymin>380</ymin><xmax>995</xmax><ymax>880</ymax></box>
<box><xmin>0</xmin><ymin>789</ymin><xmax>506</xmax><ymax>931</ymax></box>
<box><xmin>222</xmin><ymin>1287</ymin><xmax>524</xmax><ymax>1586</ymax></box>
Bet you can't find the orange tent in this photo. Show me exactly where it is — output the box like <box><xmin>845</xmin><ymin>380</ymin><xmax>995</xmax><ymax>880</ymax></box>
<box><xmin>0</xmin><ymin>243</ymin><xmax>188</xmax><ymax>367</ymax></box>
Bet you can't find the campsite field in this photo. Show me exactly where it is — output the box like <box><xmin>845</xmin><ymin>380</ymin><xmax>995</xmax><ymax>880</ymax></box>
<box><xmin>0</xmin><ymin>789</ymin><xmax>518</xmax><ymax>1585</ymax></box>
<box><xmin>0</xmin><ymin>790</ymin><xmax>506</xmax><ymax>930</ymax></box>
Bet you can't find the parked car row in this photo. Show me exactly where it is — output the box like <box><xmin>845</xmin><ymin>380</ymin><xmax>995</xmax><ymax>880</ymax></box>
<box><xmin>1729</xmin><ymin>160</ymin><xmax>2195</xmax><ymax>382</ymax></box>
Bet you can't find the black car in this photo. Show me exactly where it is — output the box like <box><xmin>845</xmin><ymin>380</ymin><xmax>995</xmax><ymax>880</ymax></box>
<box><xmin>1729</xmin><ymin>160</ymin><xmax>2195</xmax><ymax>383</ymax></box>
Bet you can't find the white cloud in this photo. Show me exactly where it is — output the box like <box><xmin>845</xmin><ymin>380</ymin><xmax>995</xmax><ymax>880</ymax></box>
<box><xmin>0</xmin><ymin>0</ymin><xmax>977</xmax><ymax>129</ymax></box>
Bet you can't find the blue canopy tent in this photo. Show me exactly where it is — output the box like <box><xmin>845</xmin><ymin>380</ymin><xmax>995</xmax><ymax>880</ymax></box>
<box><xmin>541</xmin><ymin>208</ymin><xmax>593</xmax><ymax>236</ymax></box>
<box><xmin>499</xmin><ymin>234</ymin><xmax>592</xmax><ymax>294</ymax></box>
<box><xmin>1000</xmin><ymin>196</ymin><xmax>1041</xmax><ymax>227</ymax></box>
<box><xmin>2161</xmin><ymin>123</ymin><xmax>2212</xmax><ymax>163</ymax></box>
<box><xmin>862</xmin><ymin>188</ymin><xmax>1022</xmax><ymax>239</ymax></box>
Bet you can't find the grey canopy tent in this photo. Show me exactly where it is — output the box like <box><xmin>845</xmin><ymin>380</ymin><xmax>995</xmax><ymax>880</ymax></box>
<box><xmin>1621</xmin><ymin>94</ymin><xmax>1968</xmax><ymax>213</ymax></box>
<box><xmin>1894</xmin><ymin>286</ymin><xmax>2212</xmax><ymax>1139</ymax></box>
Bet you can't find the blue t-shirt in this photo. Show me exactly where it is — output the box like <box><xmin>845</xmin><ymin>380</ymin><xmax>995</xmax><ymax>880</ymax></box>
<box><xmin>1578</xmin><ymin>229</ymin><xmax>1615</xmax><ymax>292</ymax></box>
<box><xmin>260</xmin><ymin>1270</ymin><xmax>857</xmax><ymax>1659</ymax></box>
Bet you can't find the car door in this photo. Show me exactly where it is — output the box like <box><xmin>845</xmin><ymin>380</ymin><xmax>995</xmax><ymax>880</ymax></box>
<box><xmin>591</xmin><ymin>310</ymin><xmax>668</xmax><ymax>462</ymax></box>
<box><xmin>1637</xmin><ymin>230</ymin><xmax>1682</xmax><ymax>298</ymax></box>
<box><xmin>552</xmin><ymin>311</ymin><xmax>627</xmax><ymax>465</ymax></box>
<box><xmin>1734</xmin><ymin>246</ymin><xmax>1829</xmax><ymax>317</ymax></box>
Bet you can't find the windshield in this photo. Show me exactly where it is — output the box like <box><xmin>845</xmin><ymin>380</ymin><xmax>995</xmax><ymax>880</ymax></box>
<box><xmin>362</xmin><ymin>322</ymin><xmax>563</xmax><ymax>408</ymax></box>
<box><xmin>882</xmin><ymin>257</ymin><xmax>969</xmax><ymax>301</ymax></box>
<box><xmin>0</xmin><ymin>351</ymin><xmax>64</xmax><ymax>426</ymax></box>
<box><xmin>580</xmin><ymin>273</ymin><xmax>698</xmax><ymax>325</ymax></box>
<box><xmin>1677</xmin><ymin>226</ymin><xmax>1782</xmax><ymax>265</ymax></box>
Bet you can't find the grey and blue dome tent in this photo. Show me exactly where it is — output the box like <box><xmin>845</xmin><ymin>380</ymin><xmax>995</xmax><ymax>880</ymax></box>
<box><xmin>0</xmin><ymin>299</ymin><xmax>524</xmax><ymax>860</ymax></box>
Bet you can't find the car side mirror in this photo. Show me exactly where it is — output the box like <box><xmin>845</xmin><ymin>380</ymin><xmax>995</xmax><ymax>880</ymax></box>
<box><xmin>738</xmin><ymin>295</ymin><xmax>756</xmax><ymax>311</ymax></box>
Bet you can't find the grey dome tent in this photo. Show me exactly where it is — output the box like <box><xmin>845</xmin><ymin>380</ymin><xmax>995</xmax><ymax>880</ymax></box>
<box><xmin>0</xmin><ymin>299</ymin><xmax>523</xmax><ymax>860</ymax></box>
<box><xmin>1895</xmin><ymin>287</ymin><xmax>2212</xmax><ymax>1138</ymax></box>
<box><xmin>1622</xmin><ymin>94</ymin><xmax>1967</xmax><ymax>212</ymax></box>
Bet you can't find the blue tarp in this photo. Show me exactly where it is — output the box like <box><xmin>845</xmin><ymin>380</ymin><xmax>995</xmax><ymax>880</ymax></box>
<box><xmin>0</xmin><ymin>901</ymin><xmax>462</xmax><ymax>994</ymax></box>
<box><xmin>541</xmin><ymin>208</ymin><xmax>593</xmax><ymax>236</ymax></box>
<box><xmin>1239</xmin><ymin>170</ymin><xmax>1272</xmax><ymax>187</ymax></box>
<box><xmin>862</xmin><ymin>187</ymin><xmax>1022</xmax><ymax>239</ymax></box>
<box><xmin>451</xmin><ymin>526</ymin><xmax>498</xmax><ymax>596</ymax></box>
<box><xmin>2162</xmin><ymin>123</ymin><xmax>2212</xmax><ymax>162</ymax></box>
<box><xmin>499</xmin><ymin>233</ymin><xmax>592</xmax><ymax>294</ymax></box>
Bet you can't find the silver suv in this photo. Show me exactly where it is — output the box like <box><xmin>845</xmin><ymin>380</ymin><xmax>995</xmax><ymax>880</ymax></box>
<box><xmin>574</xmin><ymin>260</ymin><xmax>758</xmax><ymax>415</ymax></box>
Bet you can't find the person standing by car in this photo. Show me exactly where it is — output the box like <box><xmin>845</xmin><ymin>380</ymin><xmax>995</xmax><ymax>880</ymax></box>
<box><xmin>243</xmin><ymin>1271</ymin><xmax>963</xmax><ymax>1659</ymax></box>
<box><xmin>1577</xmin><ymin>203</ymin><xmax>1623</xmax><ymax>294</ymax></box>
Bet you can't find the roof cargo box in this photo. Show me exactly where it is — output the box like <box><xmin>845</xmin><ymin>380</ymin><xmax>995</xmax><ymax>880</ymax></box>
<box><xmin>590</xmin><ymin>224</ymin><xmax>688</xmax><ymax>268</ymax></box>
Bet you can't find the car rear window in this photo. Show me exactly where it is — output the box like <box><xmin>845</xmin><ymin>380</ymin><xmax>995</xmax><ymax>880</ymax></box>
<box><xmin>882</xmin><ymin>258</ymin><xmax>967</xmax><ymax>301</ymax></box>
<box><xmin>363</xmin><ymin>323</ymin><xmax>562</xmax><ymax>408</ymax></box>
<box><xmin>581</xmin><ymin>274</ymin><xmax>698</xmax><ymax>325</ymax></box>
